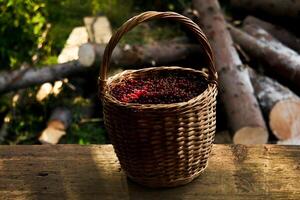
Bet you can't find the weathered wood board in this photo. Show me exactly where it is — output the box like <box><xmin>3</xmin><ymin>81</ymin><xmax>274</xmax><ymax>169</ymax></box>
<box><xmin>0</xmin><ymin>144</ymin><xmax>299</xmax><ymax>199</ymax></box>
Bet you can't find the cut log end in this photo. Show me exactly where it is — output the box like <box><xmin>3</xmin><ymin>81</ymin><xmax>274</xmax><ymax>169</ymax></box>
<box><xmin>78</xmin><ymin>43</ymin><xmax>96</xmax><ymax>67</ymax></box>
<box><xmin>39</xmin><ymin>108</ymin><xmax>71</xmax><ymax>145</ymax></box>
<box><xmin>269</xmin><ymin>99</ymin><xmax>300</xmax><ymax>140</ymax></box>
<box><xmin>233</xmin><ymin>127</ymin><xmax>268</xmax><ymax>144</ymax></box>
<box><xmin>38</xmin><ymin>120</ymin><xmax>66</xmax><ymax>145</ymax></box>
<box><xmin>277</xmin><ymin>137</ymin><xmax>300</xmax><ymax>145</ymax></box>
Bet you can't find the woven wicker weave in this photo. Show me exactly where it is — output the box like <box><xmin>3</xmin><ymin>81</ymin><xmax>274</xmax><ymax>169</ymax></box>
<box><xmin>98</xmin><ymin>11</ymin><xmax>218</xmax><ymax>187</ymax></box>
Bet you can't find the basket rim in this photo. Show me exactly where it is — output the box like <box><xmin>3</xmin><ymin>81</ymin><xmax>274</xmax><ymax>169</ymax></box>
<box><xmin>102</xmin><ymin>66</ymin><xmax>218</xmax><ymax>109</ymax></box>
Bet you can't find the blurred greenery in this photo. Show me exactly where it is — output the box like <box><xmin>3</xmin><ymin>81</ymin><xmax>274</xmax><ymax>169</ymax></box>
<box><xmin>0</xmin><ymin>0</ymin><xmax>191</xmax><ymax>68</ymax></box>
<box><xmin>0</xmin><ymin>0</ymin><xmax>193</xmax><ymax>145</ymax></box>
<box><xmin>0</xmin><ymin>0</ymin><xmax>47</xmax><ymax>69</ymax></box>
<box><xmin>2</xmin><ymin>85</ymin><xmax>106</xmax><ymax>145</ymax></box>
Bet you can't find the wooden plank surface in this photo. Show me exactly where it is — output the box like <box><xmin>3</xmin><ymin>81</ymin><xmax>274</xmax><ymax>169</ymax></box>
<box><xmin>0</xmin><ymin>144</ymin><xmax>299</xmax><ymax>200</ymax></box>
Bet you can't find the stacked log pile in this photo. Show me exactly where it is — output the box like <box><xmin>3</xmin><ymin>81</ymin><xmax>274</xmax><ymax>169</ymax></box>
<box><xmin>1</xmin><ymin>0</ymin><xmax>300</xmax><ymax>145</ymax></box>
<box><xmin>192</xmin><ymin>0</ymin><xmax>268</xmax><ymax>144</ymax></box>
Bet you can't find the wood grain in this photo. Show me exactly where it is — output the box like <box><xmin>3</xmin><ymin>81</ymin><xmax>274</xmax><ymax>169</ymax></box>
<box><xmin>0</xmin><ymin>144</ymin><xmax>300</xmax><ymax>199</ymax></box>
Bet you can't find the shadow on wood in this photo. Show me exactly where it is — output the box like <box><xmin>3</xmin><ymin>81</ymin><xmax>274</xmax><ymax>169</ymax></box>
<box><xmin>0</xmin><ymin>145</ymin><xmax>128</xmax><ymax>199</ymax></box>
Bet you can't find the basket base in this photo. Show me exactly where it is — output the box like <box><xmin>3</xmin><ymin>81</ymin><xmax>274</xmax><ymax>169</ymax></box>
<box><xmin>126</xmin><ymin>164</ymin><xmax>208</xmax><ymax>188</ymax></box>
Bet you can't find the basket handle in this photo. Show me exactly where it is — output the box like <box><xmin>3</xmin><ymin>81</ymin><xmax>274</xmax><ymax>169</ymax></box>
<box><xmin>99</xmin><ymin>11</ymin><xmax>217</xmax><ymax>93</ymax></box>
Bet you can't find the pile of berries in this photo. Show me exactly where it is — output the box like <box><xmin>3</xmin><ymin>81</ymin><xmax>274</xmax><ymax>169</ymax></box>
<box><xmin>110</xmin><ymin>72</ymin><xmax>207</xmax><ymax>104</ymax></box>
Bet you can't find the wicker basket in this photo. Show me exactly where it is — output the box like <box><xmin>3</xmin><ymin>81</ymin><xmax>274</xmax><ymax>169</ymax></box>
<box><xmin>98</xmin><ymin>11</ymin><xmax>218</xmax><ymax>188</ymax></box>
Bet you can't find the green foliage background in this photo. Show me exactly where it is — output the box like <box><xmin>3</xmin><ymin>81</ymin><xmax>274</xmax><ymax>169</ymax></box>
<box><xmin>0</xmin><ymin>0</ymin><xmax>47</xmax><ymax>69</ymax></box>
<box><xmin>0</xmin><ymin>0</ymin><xmax>190</xmax><ymax>68</ymax></box>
